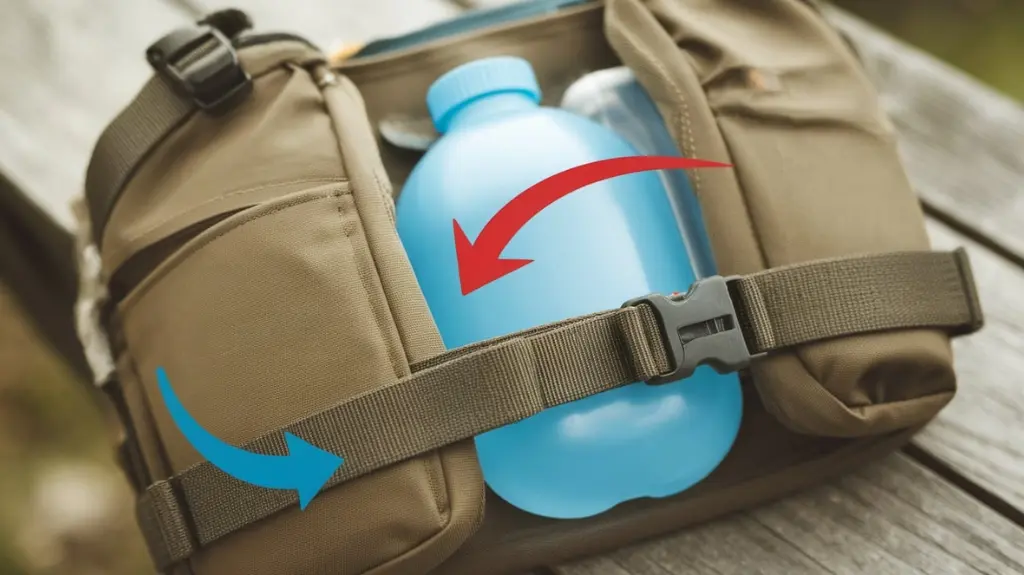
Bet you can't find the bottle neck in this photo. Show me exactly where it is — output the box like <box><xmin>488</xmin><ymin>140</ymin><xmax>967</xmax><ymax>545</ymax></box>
<box><xmin>443</xmin><ymin>91</ymin><xmax>538</xmax><ymax>133</ymax></box>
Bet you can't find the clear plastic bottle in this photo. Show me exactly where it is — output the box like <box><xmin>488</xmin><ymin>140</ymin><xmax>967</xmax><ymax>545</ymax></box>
<box><xmin>561</xmin><ymin>66</ymin><xmax>718</xmax><ymax>279</ymax></box>
<box><xmin>396</xmin><ymin>57</ymin><xmax>742</xmax><ymax>519</ymax></box>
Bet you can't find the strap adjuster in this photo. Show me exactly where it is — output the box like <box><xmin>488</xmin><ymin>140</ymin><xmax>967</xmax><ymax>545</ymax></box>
<box><xmin>623</xmin><ymin>276</ymin><xmax>759</xmax><ymax>385</ymax></box>
<box><xmin>146</xmin><ymin>25</ymin><xmax>252</xmax><ymax>115</ymax></box>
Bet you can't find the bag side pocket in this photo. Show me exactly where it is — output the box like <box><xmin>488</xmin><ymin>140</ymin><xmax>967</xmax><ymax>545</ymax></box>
<box><xmin>116</xmin><ymin>184</ymin><xmax>475</xmax><ymax>575</ymax></box>
<box><xmin>605</xmin><ymin>0</ymin><xmax>955</xmax><ymax>437</ymax></box>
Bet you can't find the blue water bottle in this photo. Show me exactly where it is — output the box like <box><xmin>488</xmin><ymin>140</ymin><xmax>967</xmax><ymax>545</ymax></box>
<box><xmin>395</xmin><ymin>56</ymin><xmax>742</xmax><ymax>519</ymax></box>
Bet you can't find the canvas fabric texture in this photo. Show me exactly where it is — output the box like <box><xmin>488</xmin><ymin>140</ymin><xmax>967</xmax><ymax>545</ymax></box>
<box><xmin>82</xmin><ymin>2</ymin><xmax>983</xmax><ymax>574</ymax></box>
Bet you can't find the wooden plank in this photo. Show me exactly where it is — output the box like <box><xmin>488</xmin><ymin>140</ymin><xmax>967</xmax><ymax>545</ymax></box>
<box><xmin>555</xmin><ymin>453</ymin><xmax>1024</xmax><ymax>575</ymax></box>
<box><xmin>0</xmin><ymin>0</ymin><xmax>191</xmax><ymax>378</ymax></box>
<box><xmin>828</xmin><ymin>8</ymin><xmax>1024</xmax><ymax>262</ymax></box>
<box><xmin>0</xmin><ymin>0</ymin><xmax>192</xmax><ymax>229</ymax></box>
<box><xmin>822</xmin><ymin>12</ymin><xmax>1024</xmax><ymax>512</ymax></box>
<box><xmin>0</xmin><ymin>172</ymin><xmax>88</xmax><ymax>380</ymax></box>
<box><xmin>913</xmin><ymin>219</ymin><xmax>1024</xmax><ymax>513</ymax></box>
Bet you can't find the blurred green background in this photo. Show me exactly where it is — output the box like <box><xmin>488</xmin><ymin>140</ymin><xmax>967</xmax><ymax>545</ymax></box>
<box><xmin>0</xmin><ymin>288</ymin><xmax>149</xmax><ymax>575</ymax></box>
<box><xmin>839</xmin><ymin>0</ymin><xmax>1024</xmax><ymax>100</ymax></box>
<box><xmin>0</xmin><ymin>1</ymin><xmax>1021</xmax><ymax>574</ymax></box>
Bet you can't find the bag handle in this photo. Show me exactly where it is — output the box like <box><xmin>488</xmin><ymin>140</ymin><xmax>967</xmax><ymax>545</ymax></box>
<box><xmin>135</xmin><ymin>249</ymin><xmax>982</xmax><ymax>571</ymax></box>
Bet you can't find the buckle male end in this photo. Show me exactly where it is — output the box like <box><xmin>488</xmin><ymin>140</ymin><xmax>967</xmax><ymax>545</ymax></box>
<box><xmin>623</xmin><ymin>276</ymin><xmax>756</xmax><ymax>385</ymax></box>
<box><xmin>146</xmin><ymin>24</ymin><xmax>252</xmax><ymax>115</ymax></box>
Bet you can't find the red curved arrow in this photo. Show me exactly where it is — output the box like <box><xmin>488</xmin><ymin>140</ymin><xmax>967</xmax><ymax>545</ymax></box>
<box><xmin>454</xmin><ymin>155</ymin><xmax>731</xmax><ymax>295</ymax></box>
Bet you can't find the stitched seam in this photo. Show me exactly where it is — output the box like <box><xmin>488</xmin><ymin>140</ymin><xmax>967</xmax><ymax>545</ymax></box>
<box><xmin>619</xmin><ymin>17</ymin><xmax>701</xmax><ymax>197</ymax></box>
<box><xmin>119</xmin><ymin>189</ymin><xmax>349</xmax><ymax>315</ymax></box>
<box><xmin>322</xmin><ymin>75</ymin><xmax>452</xmax><ymax>518</ymax></box>
<box><xmin>334</xmin><ymin>197</ymin><xmax>442</xmax><ymax>514</ymax></box>
<box><xmin>325</xmin><ymin>103</ymin><xmax>455</xmax><ymax>575</ymax></box>
<box><xmin>336</xmin><ymin>194</ymin><xmax>406</xmax><ymax>381</ymax></box>
<box><xmin>119</xmin><ymin>176</ymin><xmax>348</xmax><ymax>248</ymax></box>
<box><xmin>678</xmin><ymin>92</ymin><xmax>701</xmax><ymax>195</ymax></box>
<box><xmin>324</xmin><ymin>76</ymin><xmax>411</xmax><ymax>376</ymax></box>
<box><xmin>373</xmin><ymin>170</ymin><xmax>397</xmax><ymax>226</ymax></box>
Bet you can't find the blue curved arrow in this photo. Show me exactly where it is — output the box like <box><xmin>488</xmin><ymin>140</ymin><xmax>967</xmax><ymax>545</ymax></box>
<box><xmin>155</xmin><ymin>367</ymin><xmax>344</xmax><ymax>510</ymax></box>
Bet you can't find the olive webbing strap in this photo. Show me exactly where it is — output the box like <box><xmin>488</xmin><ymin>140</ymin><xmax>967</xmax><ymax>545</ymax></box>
<box><xmin>730</xmin><ymin>247</ymin><xmax>983</xmax><ymax>353</ymax></box>
<box><xmin>85</xmin><ymin>13</ymin><xmax>259</xmax><ymax>245</ymax></box>
<box><xmin>85</xmin><ymin>74</ymin><xmax>195</xmax><ymax>244</ymax></box>
<box><xmin>136</xmin><ymin>249</ymin><xmax>982</xmax><ymax>571</ymax></box>
<box><xmin>138</xmin><ymin>302</ymin><xmax>670</xmax><ymax>570</ymax></box>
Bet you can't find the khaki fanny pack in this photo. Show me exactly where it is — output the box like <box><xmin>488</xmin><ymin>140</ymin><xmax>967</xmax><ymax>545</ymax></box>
<box><xmin>82</xmin><ymin>3</ymin><xmax>984</xmax><ymax>574</ymax></box>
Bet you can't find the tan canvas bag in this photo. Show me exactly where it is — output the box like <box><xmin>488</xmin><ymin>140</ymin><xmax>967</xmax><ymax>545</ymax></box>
<box><xmin>81</xmin><ymin>3</ymin><xmax>984</xmax><ymax>574</ymax></box>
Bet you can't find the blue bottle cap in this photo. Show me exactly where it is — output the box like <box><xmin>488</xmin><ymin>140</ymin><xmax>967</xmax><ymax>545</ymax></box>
<box><xmin>427</xmin><ymin>56</ymin><xmax>542</xmax><ymax>133</ymax></box>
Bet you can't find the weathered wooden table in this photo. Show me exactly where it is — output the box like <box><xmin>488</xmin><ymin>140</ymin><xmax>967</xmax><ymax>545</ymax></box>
<box><xmin>2</xmin><ymin>1</ymin><xmax>1023</xmax><ymax>573</ymax></box>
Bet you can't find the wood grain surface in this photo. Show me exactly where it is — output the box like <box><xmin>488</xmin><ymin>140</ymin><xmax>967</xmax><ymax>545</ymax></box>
<box><xmin>556</xmin><ymin>453</ymin><xmax>1024</xmax><ymax>575</ymax></box>
<box><xmin>828</xmin><ymin>8</ymin><xmax>1024</xmax><ymax>262</ymax></box>
<box><xmin>915</xmin><ymin>220</ymin><xmax>1024</xmax><ymax>514</ymax></box>
<box><xmin>829</xmin><ymin>7</ymin><xmax>1024</xmax><ymax>519</ymax></box>
<box><xmin>0</xmin><ymin>0</ymin><xmax>191</xmax><ymax>229</ymax></box>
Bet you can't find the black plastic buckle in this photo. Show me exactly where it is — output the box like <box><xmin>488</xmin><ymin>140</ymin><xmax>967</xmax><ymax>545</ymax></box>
<box><xmin>146</xmin><ymin>24</ymin><xmax>252</xmax><ymax>115</ymax></box>
<box><xmin>623</xmin><ymin>276</ymin><xmax>758</xmax><ymax>385</ymax></box>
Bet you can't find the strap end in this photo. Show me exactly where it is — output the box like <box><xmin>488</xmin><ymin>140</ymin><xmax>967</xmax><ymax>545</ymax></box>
<box><xmin>951</xmin><ymin>247</ymin><xmax>985</xmax><ymax>335</ymax></box>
